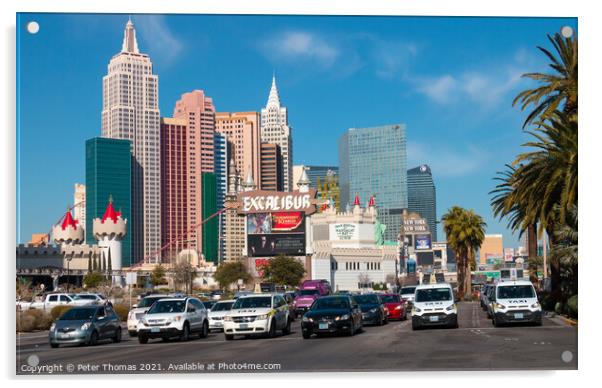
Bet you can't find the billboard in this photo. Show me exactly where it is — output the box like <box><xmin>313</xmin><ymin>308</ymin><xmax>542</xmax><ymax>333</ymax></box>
<box><xmin>415</xmin><ymin>234</ymin><xmax>432</xmax><ymax>250</ymax></box>
<box><xmin>237</xmin><ymin>189</ymin><xmax>317</xmax><ymax>215</ymax></box>
<box><xmin>504</xmin><ymin>248</ymin><xmax>515</xmax><ymax>262</ymax></box>
<box><xmin>247</xmin><ymin>211</ymin><xmax>305</xmax><ymax>257</ymax></box>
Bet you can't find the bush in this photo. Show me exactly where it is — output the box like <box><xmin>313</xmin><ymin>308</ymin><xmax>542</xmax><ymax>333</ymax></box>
<box><xmin>50</xmin><ymin>305</ymin><xmax>72</xmax><ymax>320</ymax></box>
<box><xmin>16</xmin><ymin>310</ymin><xmax>53</xmax><ymax>332</ymax></box>
<box><xmin>113</xmin><ymin>304</ymin><xmax>129</xmax><ymax>321</ymax></box>
<box><xmin>17</xmin><ymin>312</ymin><xmax>37</xmax><ymax>332</ymax></box>
<box><xmin>567</xmin><ymin>295</ymin><xmax>578</xmax><ymax>319</ymax></box>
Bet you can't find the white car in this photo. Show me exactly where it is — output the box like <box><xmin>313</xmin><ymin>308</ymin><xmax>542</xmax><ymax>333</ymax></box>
<box><xmin>223</xmin><ymin>293</ymin><xmax>291</xmax><ymax>340</ymax></box>
<box><xmin>127</xmin><ymin>294</ymin><xmax>172</xmax><ymax>336</ymax></box>
<box><xmin>411</xmin><ymin>283</ymin><xmax>458</xmax><ymax>330</ymax></box>
<box><xmin>400</xmin><ymin>285</ymin><xmax>417</xmax><ymax>307</ymax></box>
<box><xmin>490</xmin><ymin>280</ymin><xmax>542</xmax><ymax>327</ymax></box>
<box><xmin>70</xmin><ymin>293</ymin><xmax>108</xmax><ymax>306</ymax></box>
<box><xmin>208</xmin><ymin>299</ymin><xmax>235</xmax><ymax>331</ymax></box>
<box><xmin>137</xmin><ymin>297</ymin><xmax>209</xmax><ymax>343</ymax></box>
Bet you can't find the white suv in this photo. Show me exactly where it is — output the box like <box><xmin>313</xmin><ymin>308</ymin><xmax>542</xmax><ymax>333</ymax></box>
<box><xmin>223</xmin><ymin>293</ymin><xmax>291</xmax><ymax>340</ymax></box>
<box><xmin>411</xmin><ymin>283</ymin><xmax>458</xmax><ymax>330</ymax></box>
<box><xmin>137</xmin><ymin>297</ymin><xmax>209</xmax><ymax>343</ymax></box>
<box><xmin>490</xmin><ymin>280</ymin><xmax>542</xmax><ymax>327</ymax></box>
<box><xmin>127</xmin><ymin>294</ymin><xmax>172</xmax><ymax>336</ymax></box>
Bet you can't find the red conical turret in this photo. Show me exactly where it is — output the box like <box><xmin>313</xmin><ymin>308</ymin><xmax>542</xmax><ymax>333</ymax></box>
<box><xmin>101</xmin><ymin>196</ymin><xmax>122</xmax><ymax>224</ymax></box>
<box><xmin>353</xmin><ymin>193</ymin><xmax>360</xmax><ymax>206</ymax></box>
<box><xmin>60</xmin><ymin>209</ymin><xmax>79</xmax><ymax>231</ymax></box>
<box><xmin>368</xmin><ymin>195</ymin><xmax>375</xmax><ymax>207</ymax></box>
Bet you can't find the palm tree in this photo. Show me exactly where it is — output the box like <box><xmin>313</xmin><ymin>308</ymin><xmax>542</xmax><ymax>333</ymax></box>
<box><xmin>442</xmin><ymin>206</ymin><xmax>486</xmax><ymax>300</ymax></box>
<box><xmin>513</xmin><ymin>33</ymin><xmax>577</xmax><ymax>128</ymax></box>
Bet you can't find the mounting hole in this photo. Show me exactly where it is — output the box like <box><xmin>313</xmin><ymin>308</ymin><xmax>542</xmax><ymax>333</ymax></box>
<box><xmin>561</xmin><ymin>26</ymin><xmax>573</xmax><ymax>38</ymax></box>
<box><xmin>26</xmin><ymin>21</ymin><xmax>40</xmax><ymax>34</ymax></box>
<box><xmin>561</xmin><ymin>350</ymin><xmax>573</xmax><ymax>363</ymax></box>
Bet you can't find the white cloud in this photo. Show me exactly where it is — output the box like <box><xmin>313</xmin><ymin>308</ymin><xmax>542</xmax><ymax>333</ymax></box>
<box><xmin>260</xmin><ymin>31</ymin><xmax>340</xmax><ymax>68</ymax></box>
<box><xmin>407</xmin><ymin>140</ymin><xmax>488</xmax><ymax>178</ymax></box>
<box><xmin>134</xmin><ymin>15</ymin><xmax>183</xmax><ymax>64</ymax></box>
<box><xmin>416</xmin><ymin>75</ymin><xmax>457</xmax><ymax>104</ymax></box>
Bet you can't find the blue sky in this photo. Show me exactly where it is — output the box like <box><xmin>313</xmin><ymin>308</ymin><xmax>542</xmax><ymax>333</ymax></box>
<box><xmin>16</xmin><ymin>13</ymin><xmax>577</xmax><ymax>247</ymax></box>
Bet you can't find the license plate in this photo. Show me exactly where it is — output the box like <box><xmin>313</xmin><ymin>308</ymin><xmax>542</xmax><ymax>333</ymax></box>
<box><xmin>58</xmin><ymin>333</ymin><xmax>71</xmax><ymax>339</ymax></box>
<box><xmin>239</xmin><ymin>323</ymin><xmax>248</xmax><ymax>329</ymax></box>
<box><xmin>319</xmin><ymin>323</ymin><xmax>329</xmax><ymax>330</ymax></box>
<box><xmin>151</xmin><ymin>327</ymin><xmax>160</xmax><ymax>333</ymax></box>
<box><xmin>429</xmin><ymin>316</ymin><xmax>439</xmax><ymax>322</ymax></box>
<box><xmin>514</xmin><ymin>313</ymin><xmax>524</xmax><ymax>319</ymax></box>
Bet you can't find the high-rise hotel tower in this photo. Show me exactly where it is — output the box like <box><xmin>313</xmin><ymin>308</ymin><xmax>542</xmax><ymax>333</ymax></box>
<box><xmin>101</xmin><ymin>18</ymin><xmax>161</xmax><ymax>263</ymax></box>
<box><xmin>260</xmin><ymin>76</ymin><xmax>293</xmax><ymax>191</ymax></box>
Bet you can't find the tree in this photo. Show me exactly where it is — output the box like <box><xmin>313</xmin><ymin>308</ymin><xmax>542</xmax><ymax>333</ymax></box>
<box><xmin>92</xmin><ymin>255</ymin><xmax>98</xmax><ymax>271</ymax></box>
<box><xmin>102</xmin><ymin>253</ymin><xmax>107</xmax><ymax>272</ymax></box>
<box><xmin>150</xmin><ymin>265</ymin><xmax>167</xmax><ymax>287</ymax></box>
<box><xmin>107</xmin><ymin>248</ymin><xmax>113</xmax><ymax>273</ymax></box>
<box><xmin>87</xmin><ymin>255</ymin><xmax>92</xmax><ymax>272</ymax></box>
<box><xmin>83</xmin><ymin>272</ymin><xmax>105</xmax><ymax>288</ymax></box>
<box><xmin>262</xmin><ymin>255</ymin><xmax>306</xmax><ymax>288</ymax></box>
<box><xmin>172</xmin><ymin>261</ymin><xmax>197</xmax><ymax>293</ymax></box>
<box><xmin>442</xmin><ymin>206</ymin><xmax>486</xmax><ymax>300</ymax></box>
<box><xmin>213</xmin><ymin>261</ymin><xmax>251</xmax><ymax>291</ymax></box>
<box><xmin>513</xmin><ymin>33</ymin><xmax>577</xmax><ymax>128</ymax></box>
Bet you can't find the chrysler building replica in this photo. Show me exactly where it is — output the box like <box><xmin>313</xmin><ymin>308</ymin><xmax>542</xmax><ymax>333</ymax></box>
<box><xmin>101</xmin><ymin>18</ymin><xmax>161</xmax><ymax>263</ymax></box>
<box><xmin>260</xmin><ymin>75</ymin><xmax>293</xmax><ymax>191</ymax></box>
<box><xmin>93</xmin><ymin>197</ymin><xmax>128</xmax><ymax>284</ymax></box>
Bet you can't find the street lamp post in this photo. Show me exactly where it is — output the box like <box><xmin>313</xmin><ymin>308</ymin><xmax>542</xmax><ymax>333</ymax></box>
<box><xmin>66</xmin><ymin>256</ymin><xmax>72</xmax><ymax>293</ymax></box>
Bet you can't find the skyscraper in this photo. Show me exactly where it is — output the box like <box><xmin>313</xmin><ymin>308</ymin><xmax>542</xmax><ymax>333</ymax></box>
<box><xmin>260</xmin><ymin>76</ymin><xmax>293</xmax><ymax>191</ymax></box>
<box><xmin>160</xmin><ymin>117</ymin><xmax>202</xmax><ymax>263</ymax></box>
<box><xmin>173</xmin><ymin>90</ymin><xmax>216</xmax><ymax>172</ymax></box>
<box><xmin>214</xmin><ymin>132</ymin><xmax>229</xmax><ymax>263</ymax></box>
<box><xmin>293</xmin><ymin>165</ymin><xmax>339</xmax><ymax>189</ymax></box>
<box><xmin>215</xmin><ymin>111</ymin><xmax>261</xmax><ymax>188</ymax></box>
<box><xmin>101</xmin><ymin>19</ymin><xmax>161</xmax><ymax>263</ymax></box>
<box><xmin>85</xmin><ymin>137</ymin><xmax>132</xmax><ymax>267</ymax></box>
<box><xmin>407</xmin><ymin>164</ymin><xmax>437</xmax><ymax>241</ymax></box>
<box><xmin>201</xmin><ymin>172</ymin><xmax>218</xmax><ymax>263</ymax></box>
<box><xmin>339</xmin><ymin>124</ymin><xmax>407</xmax><ymax>241</ymax></box>
<box><xmin>73</xmin><ymin>183</ymin><xmax>86</xmax><ymax>238</ymax></box>
<box><xmin>260</xmin><ymin>143</ymin><xmax>283</xmax><ymax>191</ymax></box>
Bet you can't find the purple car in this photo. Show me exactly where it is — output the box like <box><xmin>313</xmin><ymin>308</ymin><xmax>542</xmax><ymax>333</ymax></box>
<box><xmin>293</xmin><ymin>280</ymin><xmax>332</xmax><ymax>317</ymax></box>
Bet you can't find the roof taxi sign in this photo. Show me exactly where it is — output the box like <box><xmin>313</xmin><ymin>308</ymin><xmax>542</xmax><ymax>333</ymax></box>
<box><xmin>236</xmin><ymin>189</ymin><xmax>317</xmax><ymax>215</ymax></box>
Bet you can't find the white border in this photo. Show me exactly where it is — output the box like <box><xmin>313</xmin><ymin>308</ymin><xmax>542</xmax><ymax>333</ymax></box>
<box><xmin>2</xmin><ymin>1</ymin><xmax>599</xmax><ymax>387</ymax></box>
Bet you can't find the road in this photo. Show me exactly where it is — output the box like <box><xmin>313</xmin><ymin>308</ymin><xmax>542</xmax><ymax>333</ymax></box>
<box><xmin>16</xmin><ymin>302</ymin><xmax>577</xmax><ymax>374</ymax></box>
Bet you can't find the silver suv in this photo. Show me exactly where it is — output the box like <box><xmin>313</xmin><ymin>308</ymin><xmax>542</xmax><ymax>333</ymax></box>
<box><xmin>137</xmin><ymin>297</ymin><xmax>209</xmax><ymax>343</ymax></box>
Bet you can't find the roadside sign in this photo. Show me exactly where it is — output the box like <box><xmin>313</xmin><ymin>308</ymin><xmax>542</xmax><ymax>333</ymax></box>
<box><xmin>125</xmin><ymin>272</ymin><xmax>137</xmax><ymax>285</ymax></box>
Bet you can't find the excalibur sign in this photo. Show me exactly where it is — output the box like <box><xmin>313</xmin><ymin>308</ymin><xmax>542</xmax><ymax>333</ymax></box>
<box><xmin>235</xmin><ymin>189</ymin><xmax>318</xmax><ymax>215</ymax></box>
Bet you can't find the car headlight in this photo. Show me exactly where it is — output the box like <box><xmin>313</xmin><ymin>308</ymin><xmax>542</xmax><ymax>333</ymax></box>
<box><xmin>413</xmin><ymin>307</ymin><xmax>421</xmax><ymax>313</ymax></box>
<box><xmin>173</xmin><ymin>316</ymin><xmax>182</xmax><ymax>322</ymax></box>
<box><xmin>370</xmin><ymin>308</ymin><xmax>378</xmax><ymax>313</ymax></box>
<box><xmin>81</xmin><ymin>322</ymin><xmax>92</xmax><ymax>330</ymax></box>
<box><xmin>224</xmin><ymin>316</ymin><xmax>232</xmax><ymax>321</ymax></box>
<box><xmin>302</xmin><ymin>315</ymin><xmax>313</xmax><ymax>322</ymax></box>
<box><xmin>446</xmin><ymin>304</ymin><xmax>456</xmax><ymax>311</ymax></box>
<box><xmin>335</xmin><ymin>314</ymin><xmax>350</xmax><ymax>321</ymax></box>
<box><xmin>395</xmin><ymin>305</ymin><xmax>402</xmax><ymax>310</ymax></box>
<box><xmin>128</xmin><ymin>311</ymin><xmax>135</xmax><ymax>320</ymax></box>
<box><xmin>49</xmin><ymin>323</ymin><xmax>56</xmax><ymax>331</ymax></box>
<box><xmin>256</xmin><ymin>314</ymin><xmax>269</xmax><ymax>320</ymax></box>
<box><xmin>531</xmin><ymin>302</ymin><xmax>541</xmax><ymax>309</ymax></box>
<box><xmin>495</xmin><ymin>303</ymin><xmax>507</xmax><ymax>310</ymax></box>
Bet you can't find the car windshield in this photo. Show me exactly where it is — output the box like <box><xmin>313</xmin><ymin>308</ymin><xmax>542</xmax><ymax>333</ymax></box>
<box><xmin>147</xmin><ymin>300</ymin><xmax>186</xmax><ymax>314</ymax></box>
<box><xmin>299</xmin><ymin>289</ymin><xmax>320</xmax><ymax>296</ymax></box>
<box><xmin>203</xmin><ymin>301</ymin><xmax>215</xmax><ymax>308</ymax></box>
<box><xmin>138</xmin><ymin>297</ymin><xmax>166</xmax><ymax>308</ymax></box>
<box><xmin>380</xmin><ymin>295</ymin><xmax>400</xmax><ymax>303</ymax></box>
<box><xmin>211</xmin><ymin>302</ymin><xmax>234</xmax><ymax>312</ymax></box>
<box><xmin>497</xmin><ymin>285</ymin><xmax>535</xmax><ymax>299</ymax></box>
<box><xmin>232</xmin><ymin>297</ymin><xmax>272</xmax><ymax>309</ymax></box>
<box><xmin>354</xmin><ymin>294</ymin><xmax>380</xmax><ymax>305</ymax></box>
<box><xmin>312</xmin><ymin>298</ymin><xmax>350</xmax><ymax>310</ymax></box>
<box><xmin>59</xmin><ymin>308</ymin><xmax>96</xmax><ymax>321</ymax></box>
<box><xmin>415</xmin><ymin>288</ymin><xmax>452</xmax><ymax>302</ymax></box>
<box><xmin>401</xmin><ymin>287</ymin><xmax>416</xmax><ymax>295</ymax></box>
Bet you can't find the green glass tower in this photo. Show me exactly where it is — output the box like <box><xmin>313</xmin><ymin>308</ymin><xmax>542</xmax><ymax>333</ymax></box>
<box><xmin>86</xmin><ymin>137</ymin><xmax>132</xmax><ymax>267</ymax></box>
<box><xmin>201</xmin><ymin>172</ymin><xmax>218</xmax><ymax>263</ymax></box>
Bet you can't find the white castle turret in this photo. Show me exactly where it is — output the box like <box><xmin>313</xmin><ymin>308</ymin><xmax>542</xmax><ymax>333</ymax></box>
<box><xmin>93</xmin><ymin>196</ymin><xmax>127</xmax><ymax>283</ymax></box>
<box><xmin>53</xmin><ymin>208</ymin><xmax>84</xmax><ymax>246</ymax></box>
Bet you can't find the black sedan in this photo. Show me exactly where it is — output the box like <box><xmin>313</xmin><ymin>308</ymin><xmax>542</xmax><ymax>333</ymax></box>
<box><xmin>301</xmin><ymin>296</ymin><xmax>363</xmax><ymax>339</ymax></box>
<box><xmin>353</xmin><ymin>293</ymin><xmax>388</xmax><ymax>326</ymax></box>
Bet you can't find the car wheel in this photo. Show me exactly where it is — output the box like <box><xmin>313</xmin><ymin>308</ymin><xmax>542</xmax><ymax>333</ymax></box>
<box><xmin>224</xmin><ymin>334</ymin><xmax>234</xmax><ymax>341</ymax></box>
<box><xmin>412</xmin><ymin>321</ymin><xmax>420</xmax><ymax>331</ymax></box>
<box><xmin>113</xmin><ymin>328</ymin><xmax>122</xmax><ymax>343</ymax></box>
<box><xmin>180</xmin><ymin>323</ymin><xmax>190</xmax><ymax>341</ymax></box>
<box><xmin>88</xmin><ymin>330</ymin><xmax>98</xmax><ymax>346</ymax></box>
<box><xmin>268</xmin><ymin>319</ymin><xmax>277</xmax><ymax>338</ymax></box>
<box><xmin>50</xmin><ymin>343</ymin><xmax>59</xmax><ymax>348</ymax></box>
<box><xmin>282</xmin><ymin>318</ymin><xmax>292</xmax><ymax>335</ymax></box>
<box><xmin>493</xmin><ymin>317</ymin><xmax>501</xmax><ymax>327</ymax></box>
<box><xmin>534</xmin><ymin>319</ymin><xmax>543</xmax><ymax>327</ymax></box>
<box><xmin>302</xmin><ymin>332</ymin><xmax>311</xmax><ymax>339</ymax></box>
<box><xmin>199</xmin><ymin>321</ymin><xmax>209</xmax><ymax>338</ymax></box>
<box><xmin>347</xmin><ymin>319</ymin><xmax>355</xmax><ymax>336</ymax></box>
<box><xmin>138</xmin><ymin>335</ymin><xmax>148</xmax><ymax>344</ymax></box>
<box><xmin>128</xmin><ymin>330</ymin><xmax>137</xmax><ymax>337</ymax></box>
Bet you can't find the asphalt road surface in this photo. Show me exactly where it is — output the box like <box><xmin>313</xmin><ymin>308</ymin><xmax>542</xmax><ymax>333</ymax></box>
<box><xmin>16</xmin><ymin>302</ymin><xmax>577</xmax><ymax>374</ymax></box>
